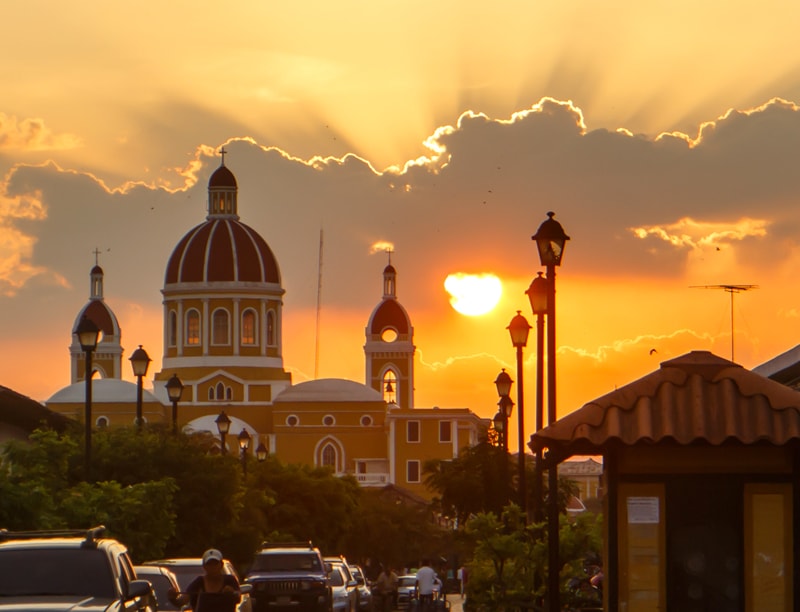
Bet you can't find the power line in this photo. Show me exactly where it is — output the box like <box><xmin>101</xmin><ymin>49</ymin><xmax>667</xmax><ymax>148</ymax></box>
<box><xmin>690</xmin><ymin>284</ymin><xmax>758</xmax><ymax>361</ymax></box>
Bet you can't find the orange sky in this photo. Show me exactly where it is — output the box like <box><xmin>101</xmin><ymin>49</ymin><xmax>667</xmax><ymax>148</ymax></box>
<box><xmin>3</xmin><ymin>2</ymin><xmax>800</xmax><ymax>451</ymax></box>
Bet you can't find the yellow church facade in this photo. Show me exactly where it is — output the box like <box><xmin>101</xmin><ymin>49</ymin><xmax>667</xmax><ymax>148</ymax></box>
<box><xmin>47</xmin><ymin>157</ymin><xmax>486</xmax><ymax>500</ymax></box>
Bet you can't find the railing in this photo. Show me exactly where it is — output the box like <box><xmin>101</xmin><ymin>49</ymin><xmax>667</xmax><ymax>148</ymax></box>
<box><xmin>355</xmin><ymin>473</ymin><xmax>389</xmax><ymax>485</ymax></box>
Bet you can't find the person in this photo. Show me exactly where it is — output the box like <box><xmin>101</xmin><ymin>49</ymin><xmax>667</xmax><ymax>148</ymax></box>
<box><xmin>374</xmin><ymin>565</ymin><xmax>392</xmax><ymax>612</ymax></box>
<box><xmin>415</xmin><ymin>559</ymin><xmax>437</xmax><ymax>611</ymax></box>
<box><xmin>457</xmin><ymin>564</ymin><xmax>468</xmax><ymax>599</ymax></box>
<box><xmin>169</xmin><ymin>548</ymin><xmax>241</xmax><ymax>612</ymax></box>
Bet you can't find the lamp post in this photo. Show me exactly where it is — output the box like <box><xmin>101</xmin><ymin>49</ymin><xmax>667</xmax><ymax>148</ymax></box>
<box><xmin>75</xmin><ymin>315</ymin><xmax>100</xmax><ymax>480</ymax></box>
<box><xmin>507</xmin><ymin>311</ymin><xmax>531</xmax><ymax>518</ymax></box>
<box><xmin>215</xmin><ymin>411</ymin><xmax>231</xmax><ymax>454</ymax></box>
<box><xmin>532</xmin><ymin>211</ymin><xmax>569</xmax><ymax>612</ymax></box>
<box><xmin>526</xmin><ymin>272</ymin><xmax>548</xmax><ymax>522</ymax></box>
<box><xmin>238</xmin><ymin>428</ymin><xmax>251</xmax><ymax>477</ymax></box>
<box><xmin>493</xmin><ymin>392</ymin><xmax>514</xmax><ymax>505</ymax></box>
<box><xmin>129</xmin><ymin>345</ymin><xmax>151</xmax><ymax>430</ymax></box>
<box><xmin>165</xmin><ymin>374</ymin><xmax>184</xmax><ymax>435</ymax></box>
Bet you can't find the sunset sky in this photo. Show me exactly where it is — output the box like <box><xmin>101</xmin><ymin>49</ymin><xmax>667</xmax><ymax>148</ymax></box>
<box><xmin>4</xmin><ymin>1</ymin><xmax>800</xmax><ymax>451</ymax></box>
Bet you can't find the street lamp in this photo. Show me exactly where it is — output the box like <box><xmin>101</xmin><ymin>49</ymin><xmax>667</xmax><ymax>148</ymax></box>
<box><xmin>508</xmin><ymin>311</ymin><xmax>531</xmax><ymax>518</ymax></box>
<box><xmin>75</xmin><ymin>315</ymin><xmax>100</xmax><ymax>480</ymax></box>
<box><xmin>526</xmin><ymin>272</ymin><xmax>548</xmax><ymax>522</ymax></box>
<box><xmin>129</xmin><ymin>345</ymin><xmax>151</xmax><ymax>430</ymax></box>
<box><xmin>494</xmin><ymin>393</ymin><xmax>514</xmax><ymax>505</ymax></box>
<box><xmin>215</xmin><ymin>411</ymin><xmax>231</xmax><ymax>454</ymax></box>
<box><xmin>238</xmin><ymin>428</ymin><xmax>251</xmax><ymax>477</ymax></box>
<box><xmin>256</xmin><ymin>441</ymin><xmax>268</xmax><ymax>462</ymax></box>
<box><xmin>165</xmin><ymin>374</ymin><xmax>184</xmax><ymax>435</ymax></box>
<box><xmin>532</xmin><ymin>211</ymin><xmax>569</xmax><ymax>612</ymax></box>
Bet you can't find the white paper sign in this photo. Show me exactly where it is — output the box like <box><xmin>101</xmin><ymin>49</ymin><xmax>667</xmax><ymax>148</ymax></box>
<box><xmin>627</xmin><ymin>496</ymin><xmax>660</xmax><ymax>524</ymax></box>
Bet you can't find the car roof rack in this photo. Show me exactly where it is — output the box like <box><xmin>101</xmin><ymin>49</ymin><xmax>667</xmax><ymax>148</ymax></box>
<box><xmin>0</xmin><ymin>525</ymin><xmax>106</xmax><ymax>547</ymax></box>
<box><xmin>260</xmin><ymin>541</ymin><xmax>315</xmax><ymax>549</ymax></box>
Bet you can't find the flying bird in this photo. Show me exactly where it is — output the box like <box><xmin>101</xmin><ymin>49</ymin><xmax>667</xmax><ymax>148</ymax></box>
<box><xmin>649</xmin><ymin>348</ymin><xmax>658</xmax><ymax>355</ymax></box>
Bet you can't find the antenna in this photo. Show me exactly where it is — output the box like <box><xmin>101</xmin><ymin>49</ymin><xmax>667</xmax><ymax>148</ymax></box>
<box><xmin>690</xmin><ymin>284</ymin><xmax>758</xmax><ymax>361</ymax></box>
<box><xmin>314</xmin><ymin>228</ymin><xmax>324</xmax><ymax>379</ymax></box>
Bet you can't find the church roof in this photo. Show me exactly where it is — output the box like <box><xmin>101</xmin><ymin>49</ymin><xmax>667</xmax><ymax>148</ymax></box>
<box><xmin>274</xmin><ymin>379</ymin><xmax>383</xmax><ymax>403</ymax></box>
<box><xmin>47</xmin><ymin>378</ymin><xmax>161</xmax><ymax>404</ymax></box>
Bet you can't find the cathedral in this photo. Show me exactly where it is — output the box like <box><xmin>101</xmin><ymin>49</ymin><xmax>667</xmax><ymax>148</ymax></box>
<box><xmin>46</xmin><ymin>157</ymin><xmax>486</xmax><ymax>500</ymax></box>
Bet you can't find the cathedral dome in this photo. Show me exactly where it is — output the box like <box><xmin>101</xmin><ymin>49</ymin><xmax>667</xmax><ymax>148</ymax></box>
<box><xmin>164</xmin><ymin>161</ymin><xmax>280</xmax><ymax>285</ymax></box>
<box><xmin>164</xmin><ymin>219</ymin><xmax>280</xmax><ymax>284</ymax></box>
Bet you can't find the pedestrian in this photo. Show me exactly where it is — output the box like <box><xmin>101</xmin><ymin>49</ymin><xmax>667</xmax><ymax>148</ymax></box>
<box><xmin>168</xmin><ymin>548</ymin><xmax>241</xmax><ymax>612</ymax></box>
<box><xmin>415</xmin><ymin>559</ymin><xmax>438</xmax><ymax>612</ymax></box>
<box><xmin>457</xmin><ymin>565</ymin><xmax>468</xmax><ymax>599</ymax></box>
<box><xmin>374</xmin><ymin>564</ymin><xmax>394</xmax><ymax>612</ymax></box>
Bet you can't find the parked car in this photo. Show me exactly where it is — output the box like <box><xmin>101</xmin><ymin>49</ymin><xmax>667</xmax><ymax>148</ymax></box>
<box><xmin>135</xmin><ymin>564</ymin><xmax>182</xmax><ymax>611</ymax></box>
<box><xmin>396</xmin><ymin>574</ymin><xmax>442</xmax><ymax>609</ymax></box>
<box><xmin>0</xmin><ymin>525</ymin><xmax>154</xmax><ymax>611</ymax></box>
<box><xmin>142</xmin><ymin>557</ymin><xmax>252</xmax><ymax>612</ymax></box>
<box><xmin>324</xmin><ymin>557</ymin><xmax>357</xmax><ymax>612</ymax></box>
<box><xmin>244</xmin><ymin>542</ymin><xmax>331</xmax><ymax>612</ymax></box>
<box><xmin>350</xmin><ymin>565</ymin><xmax>372</xmax><ymax>611</ymax></box>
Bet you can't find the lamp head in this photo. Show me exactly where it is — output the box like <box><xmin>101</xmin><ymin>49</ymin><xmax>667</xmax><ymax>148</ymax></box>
<box><xmin>526</xmin><ymin>272</ymin><xmax>549</xmax><ymax>315</ymax></box>
<box><xmin>129</xmin><ymin>345</ymin><xmax>152</xmax><ymax>377</ymax></box>
<box><xmin>507</xmin><ymin>311</ymin><xmax>531</xmax><ymax>348</ymax></box>
<box><xmin>498</xmin><ymin>394</ymin><xmax>514</xmax><ymax>418</ymax></box>
<box><xmin>238</xmin><ymin>428</ymin><xmax>251</xmax><ymax>450</ymax></box>
<box><xmin>256</xmin><ymin>442</ymin><xmax>268</xmax><ymax>462</ymax></box>
<box><xmin>215</xmin><ymin>411</ymin><xmax>231</xmax><ymax>435</ymax></box>
<box><xmin>165</xmin><ymin>374</ymin><xmax>184</xmax><ymax>402</ymax></box>
<box><xmin>494</xmin><ymin>369</ymin><xmax>513</xmax><ymax>397</ymax></box>
<box><xmin>532</xmin><ymin>211</ymin><xmax>570</xmax><ymax>267</ymax></box>
<box><xmin>492</xmin><ymin>410</ymin><xmax>505</xmax><ymax>432</ymax></box>
<box><xmin>75</xmin><ymin>315</ymin><xmax>101</xmax><ymax>352</ymax></box>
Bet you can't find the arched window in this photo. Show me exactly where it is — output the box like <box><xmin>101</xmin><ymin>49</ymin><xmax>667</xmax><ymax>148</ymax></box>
<box><xmin>241</xmin><ymin>309</ymin><xmax>257</xmax><ymax>345</ymax></box>
<box><xmin>321</xmin><ymin>443</ymin><xmax>336</xmax><ymax>468</ymax></box>
<box><xmin>208</xmin><ymin>387</ymin><xmax>214</xmax><ymax>401</ymax></box>
<box><xmin>212</xmin><ymin>309</ymin><xmax>230</xmax><ymax>345</ymax></box>
<box><xmin>186</xmin><ymin>310</ymin><xmax>201</xmax><ymax>345</ymax></box>
<box><xmin>168</xmin><ymin>311</ymin><xmax>177</xmax><ymax>347</ymax></box>
<box><xmin>267</xmin><ymin>310</ymin><xmax>276</xmax><ymax>346</ymax></box>
<box><xmin>216</xmin><ymin>382</ymin><xmax>225</xmax><ymax>399</ymax></box>
<box><xmin>382</xmin><ymin>370</ymin><xmax>398</xmax><ymax>404</ymax></box>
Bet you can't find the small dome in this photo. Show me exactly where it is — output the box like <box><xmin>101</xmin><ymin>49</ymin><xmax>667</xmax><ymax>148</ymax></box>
<box><xmin>73</xmin><ymin>299</ymin><xmax>120</xmax><ymax>338</ymax></box>
<box><xmin>384</xmin><ymin>264</ymin><xmax>396</xmax><ymax>274</ymax></box>
<box><xmin>209</xmin><ymin>165</ymin><xmax>237</xmax><ymax>188</ymax></box>
<box><xmin>91</xmin><ymin>265</ymin><xmax>103</xmax><ymax>275</ymax></box>
<box><xmin>369</xmin><ymin>299</ymin><xmax>410</xmax><ymax>335</ymax></box>
<box><xmin>274</xmin><ymin>379</ymin><xmax>384</xmax><ymax>403</ymax></box>
<box><xmin>165</xmin><ymin>219</ymin><xmax>280</xmax><ymax>284</ymax></box>
<box><xmin>47</xmin><ymin>378</ymin><xmax>160</xmax><ymax>404</ymax></box>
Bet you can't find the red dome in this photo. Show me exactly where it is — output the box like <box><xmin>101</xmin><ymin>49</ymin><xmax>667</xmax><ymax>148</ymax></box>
<box><xmin>369</xmin><ymin>299</ymin><xmax>410</xmax><ymax>335</ymax></box>
<box><xmin>209</xmin><ymin>165</ymin><xmax>237</xmax><ymax>188</ymax></box>
<box><xmin>165</xmin><ymin>218</ymin><xmax>280</xmax><ymax>284</ymax></box>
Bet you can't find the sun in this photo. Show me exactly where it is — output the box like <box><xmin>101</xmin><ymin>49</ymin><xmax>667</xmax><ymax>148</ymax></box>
<box><xmin>444</xmin><ymin>273</ymin><xmax>502</xmax><ymax>316</ymax></box>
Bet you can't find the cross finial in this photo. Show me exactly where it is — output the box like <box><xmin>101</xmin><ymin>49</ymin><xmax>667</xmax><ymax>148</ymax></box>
<box><xmin>220</xmin><ymin>146</ymin><xmax>227</xmax><ymax>166</ymax></box>
<box><xmin>386</xmin><ymin>247</ymin><xmax>393</xmax><ymax>265</ymax></box>
<box><xmin>93</xmin><ymin>247</ymin><xmax>101</xmax><ymax>266</ymax></box>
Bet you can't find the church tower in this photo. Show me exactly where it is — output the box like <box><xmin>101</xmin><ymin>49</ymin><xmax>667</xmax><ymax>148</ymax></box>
<box><xmin>70</xmin><ymin>263</ymin><xmax>123</xmax><ymax>382</ymax></box>
<box><xmin>154</xmin><ymin>152</ymin><xmax>291</xmax><ymax>410</ymax></box>
<box><xmin>364</xmin><ymin>256</ymin><xmax>415</xmax><ymax>409</ymax></box>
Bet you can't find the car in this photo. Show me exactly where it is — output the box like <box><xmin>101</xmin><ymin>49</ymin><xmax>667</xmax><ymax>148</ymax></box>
<box><xmin>135</xmin><ymin>564</ymin><xmax>182</xmax><ymax>611</ymax></box>
<box><xmin>0</xmin><ymin>525</ymin><xmax>155</xmax><ymax>611</ymax></box>
<box><xmin>350</xmin><ymin>565</ymin><xmax>372</xmax><ymax>611</ymax></box>
<box><xmin>244</xmin><ymin>542</ymin><xmax>331</xmax><ymax>612</ymax></box>
<box><xmin>142</xmin><ymin>557</ymin><xmax>252</xmax><ymax>612</ymax></box>
<box><xmin>396</xmin><ymin>574</ymin><xmax>442</xmax><ymax>609</ymax></box>
<box><xmin>324</xmin><ymin>557</ymin><xmax>357</xmax><ymax>612</ymax></box>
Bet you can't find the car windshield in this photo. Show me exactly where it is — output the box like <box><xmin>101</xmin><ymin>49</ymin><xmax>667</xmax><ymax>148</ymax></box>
<box><xmin>251</xmin><ymin>553</ymin><xmax>321</xmax><ymax>572</ymax></box>
<box><xmin>399</xmin><ymin>577</ymin><xmax>416</xmax><ymax>587</ymax></box>
<box><xmin>0</xmin><ymin>548</ymin><xmax>116</xmax><ymax>598</ymax></box>
<box><xmin>329</xmin><ymin>568</ymin><xmax>344</xmax><ymax>587</ymax></box>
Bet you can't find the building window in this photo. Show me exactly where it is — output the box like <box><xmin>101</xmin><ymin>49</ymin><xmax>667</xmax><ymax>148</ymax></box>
<box><xmin>241</xmin><ymin>309</ymin><xmax>257</xmax><ymax>345</ymax></box>
<box><xmin>168</xmin><ymin>311</ymin><xmax>177</xmax><ymax>347</ymax></box>
<box><xmin>439</xmin><ymin>421</ymin><xmax>452</xmax><ymax>443</ymax></box>
<box><xmin>383</xmin><ymin>370</ymin><xmax>398</xmax><ymax>404</ymax></box>
<box><xmin>321</xmin><ymin>443</ymin><xmax>337</xmax><ymax>468</ymax></box>
<box><xmin>96</xmin><ymin>416</ymin><xmax>109</xmax><ymax>429</ymax></box>
<box><xmin>360</xmin><ymin>415</ymin><xmax>373</xmax><ymax>427</ymax></box>
<box><xmin>267</xmin><ymin>310</ymin><xmax>276</xmax><ymax>346</ymax></box>
<box><xmin>407</xmin><ymin>421</ymin><xmax>420</xmax><ymax>443</ymax></box>
<box><xmin>323</xmin><ymin>415</ymin><xmax>335</xmax><ymax>426</ymax></box>
<box><xmin>186</xmin><ymin>310</ymin><xmax>200</xmax><ymax>345</ymax></box>
<box><xmin>407</xmin><ymin>460</ymin><xmax>421</xmax><ymax>483</ymax></box>
<box><xmin>209</xmin><ymin>382</ymin><xmax>231</xmax><ymax>401</ymax></box>
<box><xmin>286</xmin><ymin>415</ymin><xmax>299</xmax><ymax>427</ymax></box>
<box><xmin>212</xmin><ymin>309</ymin><xmax>230</xmax><ymax>345</ymax></box>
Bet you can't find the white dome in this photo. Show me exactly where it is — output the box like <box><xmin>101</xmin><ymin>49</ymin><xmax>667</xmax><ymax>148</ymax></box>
<box><xmin>274</xmin><ymin>378</ymin><xmax>383</xmax><ymax>403</ymax></box>
<box><xmin>47</xmin><ymin>378</ymin><xmax>161</xmax><ymax>404</ymax></box>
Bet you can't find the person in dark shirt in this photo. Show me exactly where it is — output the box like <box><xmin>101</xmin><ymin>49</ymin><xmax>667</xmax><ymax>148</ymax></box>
<box><xmin>169</xmin><ymin>548</ymin><xmax>240</xmax><ymax>612</ymax></box>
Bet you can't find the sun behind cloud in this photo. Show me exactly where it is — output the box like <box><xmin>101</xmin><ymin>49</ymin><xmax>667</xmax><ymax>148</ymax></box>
<box><xmin>444</xmin><ymin>273</ymin><xmax>502</xmax><ymax>316</ymax></box>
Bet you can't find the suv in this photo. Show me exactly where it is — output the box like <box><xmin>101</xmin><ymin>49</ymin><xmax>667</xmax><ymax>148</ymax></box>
<box><xmin>245</xmin><ymin>541</ymin><xmax>331</xmax><ymax>612</ymax></box>
<box><xmin>0</xmin><ymin>525</ymin><xmax>154</xmax><ymax>611</ymax></box>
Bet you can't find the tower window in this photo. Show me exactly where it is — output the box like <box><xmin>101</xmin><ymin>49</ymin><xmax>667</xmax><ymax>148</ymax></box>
<box><xmin>186</xmin><ymin>310</ymin><xmax>201</xmax><ymax>345</ymax></box>
<box><xmin>267</xmin><ymin>310</ymin><xmax>276</xmax><ymax>346</ymax></box>
<box><xmin>407</xmin><ymin>420</ymin><xmax>420</xmax><ymax>443</ymax></box>
<box><xmin>241</xmin><ymin>309</ymin><xmax>257</xmax><ymax>345</ymax></box>
<box><xmin>168</xmin><ymin>311</ymin><xmax>177</xmax><ymax>347</ymax></box>
<box><xmin>323</xmin><ymin>415</ymin><xmax>335</xmax><ymax>426</ymax></box>
<box><xmin>212</xmin><ymin>309</ymin><xmax>230</xmax><ymax>345</ymax></box>
<box><xmin>360</xmin><ymin>415</ymin><xmax>373</xmax><ymax>427</ymax></box>
<box><xmin>383</xmin><ymin>370</ymin><xmax>398</xmax><ymax>404</ymax></box>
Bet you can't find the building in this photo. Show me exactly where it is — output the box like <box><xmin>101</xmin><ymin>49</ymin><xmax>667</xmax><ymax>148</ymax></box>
<box><xmin>46</xmin><ymin>157</ymin><xmax>486</xmax><ymax>500</ymax></box>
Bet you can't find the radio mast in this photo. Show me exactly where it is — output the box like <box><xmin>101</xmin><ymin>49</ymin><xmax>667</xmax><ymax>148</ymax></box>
<box><xmin>315</xmin><ymin>228</ymin><xmax>323</xmax><ymax>379</ymax></box>
<box><xmin>690</xmin><ymin>284</ymin><xmax>758</xmax><ymax>361</ymax></box>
